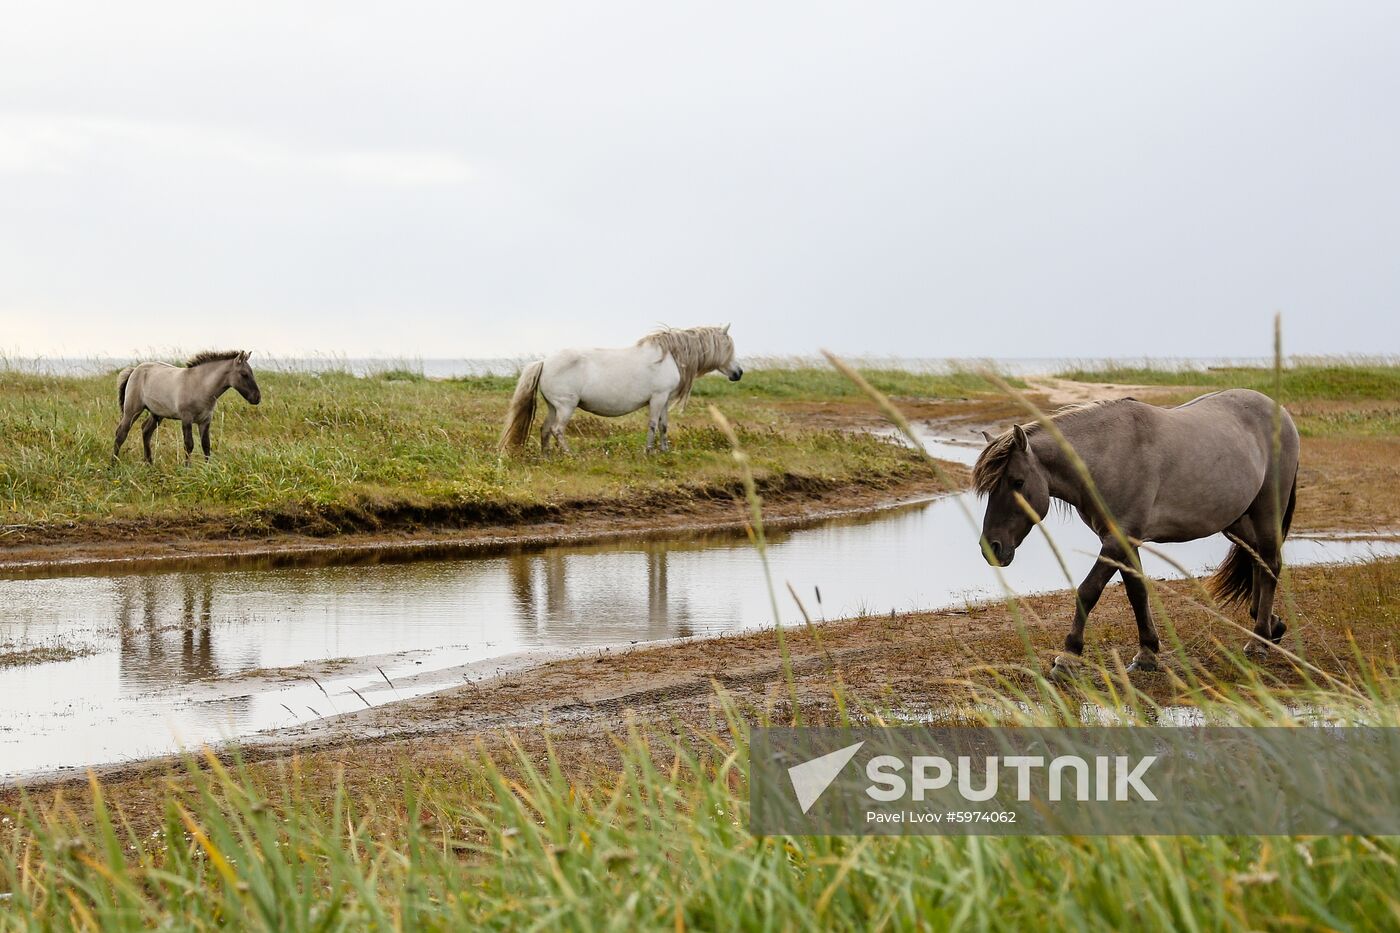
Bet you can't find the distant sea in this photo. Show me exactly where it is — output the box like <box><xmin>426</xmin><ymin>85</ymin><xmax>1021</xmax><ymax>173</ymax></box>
<box><xmin>2</xmin><ymin>355</ymin><xmax>1389</xmax><ymax>379</ymax></box>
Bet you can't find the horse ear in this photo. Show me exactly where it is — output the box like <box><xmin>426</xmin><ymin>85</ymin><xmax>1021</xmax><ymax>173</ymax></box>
<box><xmin>722</xmin><ymin>323</ymin><xmax>730</xmax><ymax>334</ymax></box>
<box><xmin>1012</xmin><ymin>424</ymin><xmax>1029</xmax><ymax>451</ymax></box>
<box><xmin>241</xmin><ymin>350</ymin><xmax>251</xmax><ymax>361</ymax></box>
<box><xmin>980</xmin><ymin>430</ymin><xmax>995</xmax><ymax>444</ymax></box>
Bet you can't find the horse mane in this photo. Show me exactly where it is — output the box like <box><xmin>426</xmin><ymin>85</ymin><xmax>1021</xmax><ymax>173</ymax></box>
<box><xmin>972</xmin><ymin>399</ymin><xmax>1131</xmax><ymax>496</ymax></box>
<box><xmin>184</xmin><ymin>350</ymin><xmax>243</xmax><ymax>368</ymax></box>
<box><xmin>637</xmin><ymin>326</ymin><xmax>734</xmax><ymax>406</ymax></box>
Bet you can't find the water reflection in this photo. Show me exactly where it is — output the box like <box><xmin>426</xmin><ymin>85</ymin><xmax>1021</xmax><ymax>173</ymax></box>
<box><xmin>2</xmin><ymin>492</ymin><xmax>1397</xmax><ymax>781</ymax></box>
<box><xmin>118</xmin><ymin>576</ymin><xmax>211</xmax><ymax>684</ymax></box>
<box><xmin>507</xmin><ymin>541</ymin><xmax>697</xmax><ymax>642</ymax></box>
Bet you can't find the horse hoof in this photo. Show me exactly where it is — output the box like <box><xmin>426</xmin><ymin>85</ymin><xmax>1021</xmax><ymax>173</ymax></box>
<box><xmin>1243</xmin><ymin>639</ymin><xmax>1274</xmax><ymax>659</ymax></box>
<box><xmin>1047</xmin><ymin>655</ymin><xmax>1081</xmax><ymax>682</ymax></box>
<box><xmin>1127</xmin><ymin>650</ymin><xmax>1161</xmax><ymax>673</ymax></box>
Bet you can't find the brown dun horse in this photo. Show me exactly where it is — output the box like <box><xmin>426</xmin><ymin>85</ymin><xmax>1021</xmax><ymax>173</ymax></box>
<box><xmin>974</xmin><ymin>389</ymin><xmax>1298</xmax><ymax>677</ymax></box>
<box><xmin>114</xmin><ymin>350</ymin><xmax>261</xmax><ymax>464</ymax></box>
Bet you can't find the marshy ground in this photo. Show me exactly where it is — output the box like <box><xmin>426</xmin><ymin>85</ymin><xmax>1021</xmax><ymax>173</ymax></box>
<box><xmin>4</xmin><ymin>362</ymin><xmax>1395</xmax><ymax>782</ymax></box>
<box><xmin>2</xmin><ymin>361</ymin><xmax>1398</xmax><ymax>928</ymax></box>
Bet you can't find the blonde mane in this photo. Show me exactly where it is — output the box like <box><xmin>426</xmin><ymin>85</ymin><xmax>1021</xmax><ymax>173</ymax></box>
<box><xmin>184</xmin><ymin>350</ymin><xmax>244</xmax><ymax>368</ymax></box>
<box><xmin>637</xmin><ymin>326</ymin><xmax>735</xmax><ymax>406</ymax></box>
<box><xmin>972</xmin><ymin>399</ymin><xmax>1128</xmax><ymax>495</ymax></box>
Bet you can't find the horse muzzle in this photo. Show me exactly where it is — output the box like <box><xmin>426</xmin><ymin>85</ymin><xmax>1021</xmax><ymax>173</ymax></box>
<box><xmin>728</xmin><ymin>369</ymin><xmax>743</xmax><ymax>382</ymax></box>
<box><xmin>985</xmin><ymin>540</ymin><xmax>1014</xmax><ymax>567</ymax></box>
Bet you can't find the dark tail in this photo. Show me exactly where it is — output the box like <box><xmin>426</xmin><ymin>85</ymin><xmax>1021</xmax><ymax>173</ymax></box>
<box><xmin>117</xmin><ymin>367</ymin><xmax>134</xmax><ymax>410</ymax></box>
<box><xmin>499</xmin><ymin>361</ymin><xmax>543</xmax><ymax>452</ymax></box>
<box><xmin>1209</xmin><ymin>470</ymin><xmax>1297</xmax><ymax>607</ymax></box>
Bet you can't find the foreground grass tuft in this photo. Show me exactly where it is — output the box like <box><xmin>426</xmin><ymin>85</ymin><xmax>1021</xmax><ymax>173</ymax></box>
<box><xmin>4</xmin><ymin>662</ymin><xmax>1400</xmax><ymax>930</ymax></box>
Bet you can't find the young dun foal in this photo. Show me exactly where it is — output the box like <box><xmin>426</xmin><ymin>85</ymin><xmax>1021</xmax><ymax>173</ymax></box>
<box><xmin>500</xmin><ymin>325</ymin><xmax>743</xmax><ymax>454</ymax></box>
<box><xmin>974</xmin><ymin>389</ymin><xmax>1299</xmax><ymax>677</ymax></box>
<box><xmin>114</xmin><ymin>350</ymin><xmax>262</xmax><ymax>464</ymax></box>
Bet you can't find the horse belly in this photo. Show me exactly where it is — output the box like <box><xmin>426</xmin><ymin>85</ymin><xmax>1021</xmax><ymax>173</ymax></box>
<box><xmin>577</xmin><ymin>390</ymin><xmax>645</xmax><ymax>418</ymax></box>
<box><xmin>574</xmin><ymin>353</ymin><xmax>677</xmax><ymax>417</ymax></box>
<box><xmin>1144</xmin><ymin>453</ymin><xmax>1265</xmax><ymax>543</ymax></box>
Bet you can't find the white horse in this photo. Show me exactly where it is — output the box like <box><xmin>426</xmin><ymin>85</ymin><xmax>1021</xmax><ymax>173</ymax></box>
<box><xmin>500</xmin><ymin>325</ymin><xmax>743</xmax><ymax>454</ymax></box>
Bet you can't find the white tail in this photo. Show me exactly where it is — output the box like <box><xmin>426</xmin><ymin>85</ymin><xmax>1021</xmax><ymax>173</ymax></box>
<box><xmin>499</xmin><ymin>360</ymin><xmax>544</xmax><ymax>451</ymax></box>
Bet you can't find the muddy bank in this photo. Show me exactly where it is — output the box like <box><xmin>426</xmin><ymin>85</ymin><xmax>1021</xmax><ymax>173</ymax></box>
<box><xmin>0</xmin><ymin>468</ymin><xmax>962</xmax><ymax>577</ymax></box>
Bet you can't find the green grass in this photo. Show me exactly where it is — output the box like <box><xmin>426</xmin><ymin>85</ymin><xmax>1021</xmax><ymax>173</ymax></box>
<box><xmin>4</xmin><ymin>634</ymin><xmax>1400</xmax><ymax>930</ymax></box>
<box><xmin>692</xmin><ymin>367</ymin><xmax>1025</xmax><ymax>400</ymax></box>
<box><xmin>0</xmin><ymin>367</ymin><xmax>958</xmax><ymax>537</ymax></box>
<box><xmin>1054</xmin><ymin>362</ymin><xmax>1400</xmax><ymax>437</ymax></box>
<box><xmin>1056</xmin><ymin>361</ymin><xmax>1400</xmax><ymax>403</ymax></box>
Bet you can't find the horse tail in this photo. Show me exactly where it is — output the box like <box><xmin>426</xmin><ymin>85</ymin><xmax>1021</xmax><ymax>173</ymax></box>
<box><xmin>1209</xmin><ymin>541</ymin><xmax>1256</xmax><ymax>609</ymax></box>
<box><xmin>1209</xmin><ymin>469</ymin><xmax>1298</xmax><ymax>607</ymax></box>
<box><xmin>499</xmin><ymin>360</ymin><xmax>543</xmax><ymax>452</ymax></box>
<box><xmin>1280</xmin><ymin>469</ymin><xmax>1297</xmax><ymax>540</ymax></box>
<box><xmin>117</xmin><ymin>367</ymin><xmax>134</xmax><ymax>410</ymax></box>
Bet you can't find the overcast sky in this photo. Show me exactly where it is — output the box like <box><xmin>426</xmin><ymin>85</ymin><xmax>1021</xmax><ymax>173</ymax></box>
<box><xmin>2</xmin><ymin>2</ymin><xmax>1397</xmax><ymax>360</ymax></box>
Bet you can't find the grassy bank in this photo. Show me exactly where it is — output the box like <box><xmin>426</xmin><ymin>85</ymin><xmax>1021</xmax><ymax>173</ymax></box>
<box><xmin>0</xmin><ymin>367</ymin><xmax>1008</xmax><ymax>543</ymax></box>
<box><xmin>5</xmin><ymin>360</ymin><xmax>1392</xmax><ymax>545</ymax></box>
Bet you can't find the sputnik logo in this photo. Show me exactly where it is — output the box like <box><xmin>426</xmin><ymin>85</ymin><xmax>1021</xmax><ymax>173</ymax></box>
<box><xmin>787</xmin><ymin>741</ymin><xmax>864</xmax><ymax>813</ymax></box>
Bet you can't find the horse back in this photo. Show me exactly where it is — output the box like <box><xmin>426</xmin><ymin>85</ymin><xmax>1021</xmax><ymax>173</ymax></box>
<box><xmin>1141</xmin><ymin>389</ymin><xmax>1297</xmax><ymax>539</ymax></box>
<box><xmin>1166</xmin><ymin>389</ymin><xmax>1297</xmax><ymax>459</ymax></box>
<box><xmin>123</xmin><ymin>362</ymin><xmax>185</xmax><ymax>418</ymax></box>
<box><xmin>1058</xmin><ymin>391</ymin><xmax>1295</xmax><ymax>542</ymax></box>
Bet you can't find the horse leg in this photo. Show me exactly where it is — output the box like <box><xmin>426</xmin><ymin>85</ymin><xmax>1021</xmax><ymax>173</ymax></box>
<box><xmin>1233</xmin><ymin>505</ymin><xmax>1286</xmax><ymax>657</ymax></box>
<box><xmin>113</xmin><ymin>410</ymin><xmax>138</xmax><ymax>463</ymax></box>
<box><xmin>1250</xmin><ymin>535</ymin><xmax>1285</xmax><ymax>651</ymax></box>
<box><xmin>1051</xmin><ymin>543</ymin><xmax>1123</xmax><ymax>678</ymax></box>
<box><xmin>1249</xmin><ymin>563</ymin><xmax>1264</xmax><ymax>620</ymax></box>
<box><xmin>539</xmin><ymin>402</ymin><xmax>557</xmax><ymax>454</ymax></box>
<box><xmin>199</xmin><ymin>419</ymin><xmax>212</xmax><ymax>460</ymax></box>
<box><xmin>141</xmin><ymin>414</ymin><xmax>161</xmax><ymax>464</ymax></box>
<box><xmin>1121</xmin><ymin>546</ymin><xmax>1162</xmax><ymax>672</ymax></box>
<box><xmin>181</xmin><ymin>421</ymin><xmax>195</xmax><ymax>465</ymax></box>
<box><xmin>646</xmin><ymin>394</ymin><xmax>668</xmax><ymax>454</ymax></box>
<box><xmin>551</xmin><ymin>399</ymin><xmax>576</xmax><ymax>455</ymax></box>
<box><xmin>658</xmin><ymin>399</ymin><xmax>672</xmax><ymax>453</ymax></box>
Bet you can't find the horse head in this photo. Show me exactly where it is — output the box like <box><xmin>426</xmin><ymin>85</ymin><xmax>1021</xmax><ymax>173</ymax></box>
<box><xmin>974</xmin><ymin>424</ymin><xmax>1049</xmax><ymax>567</ymax></box>
<box><xmin>231</xmin><ymin>350</ymin><xmax>262</xmax><ymax>405</ymax></box>
<box><xmin>718</xmin><ymin>323</ymin><xmax>743</xmax><ymax>382</ymax></box>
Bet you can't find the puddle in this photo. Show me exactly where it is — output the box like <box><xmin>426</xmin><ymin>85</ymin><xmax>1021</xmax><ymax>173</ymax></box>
<box><xmin>870</xmin><ymin>421</ymin><xmax>986</xmax><ymax>466</ymax></box>
<box><xmin>2</xmin><ymin>489</ymin><xmax>1397</xmax><ymax>782</ymax></box>
<box><xmin>882</xmin><ymin>701</ymin><xmax>1371</xmax><ymax>729</ymax></box>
